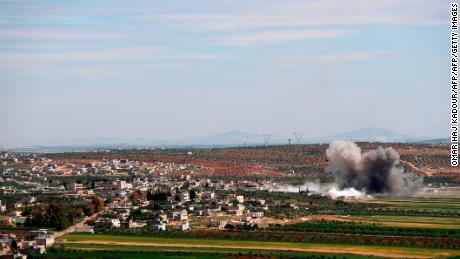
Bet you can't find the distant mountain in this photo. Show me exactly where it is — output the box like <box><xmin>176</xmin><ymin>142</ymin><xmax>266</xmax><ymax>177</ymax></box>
<box><xmin>414</xmin><ymin>138</ymin><xmax>450</xmax><ymax>144</ymax></box>
<box><xmin>322</xmin><ymin>127</ymin><xmax>425</xmax><ymax>143</ymax></box>
<box><xmin>1</xmin><ymin>128</ymin><xmax>444</xmax><ymax>152</ymax></box>
<box><xmin>180</xmin><ymin>130</ymin><xmax>288</xmax><ymax>146</ymax></box>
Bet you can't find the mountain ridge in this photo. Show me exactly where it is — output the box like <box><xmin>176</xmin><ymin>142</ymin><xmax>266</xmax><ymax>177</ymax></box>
<box><xmin>0</xmin><ymin>128</ymin><xmax>443</xmax><ymax>151</ymax></box>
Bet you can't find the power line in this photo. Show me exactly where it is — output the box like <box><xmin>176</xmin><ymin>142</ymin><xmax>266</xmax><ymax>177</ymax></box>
<box><xmin>261</xmin><ymin>134</ymin><xmax>271</xmax><ymax>146</ymax></box>
<box><xmin>292</xmin><ymin>131</ymin><xmax>304</xmax><ymax>144</ymax></box>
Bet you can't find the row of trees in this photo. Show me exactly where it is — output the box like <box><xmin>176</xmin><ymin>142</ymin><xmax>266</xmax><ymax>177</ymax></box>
<box><xmin>23</xmin><ymin>196</ymin><xmax>104</xmax><ymax>230</ymax></box>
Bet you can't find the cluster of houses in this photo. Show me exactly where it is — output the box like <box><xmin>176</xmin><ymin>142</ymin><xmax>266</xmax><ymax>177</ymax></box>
<box><xmin>75</xmin><ymin>187</ymin><xmax>268</xmax><ymax>234</ymax></box>
<box><xmin>0</xmin><ymin>151</ymin><xmax>302</xmax><ymax>257</ymax></box>
<box><xmin>0</xmin><ymin>199</ymin><xmax>34</xmax><ymax>228</ymax></box>
<box><xmin>0</xmin><ymin>229</ymin><xmax>54</xmax><ymax>257</ymax></box>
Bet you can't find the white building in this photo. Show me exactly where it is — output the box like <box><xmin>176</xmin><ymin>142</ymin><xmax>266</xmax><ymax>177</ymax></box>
<box><xmin>147</xmin><ymin>220</ymin><xmax>166</xmax><ymax>231</ymax></box>
<box><xmin>204</xmin><ymin>191</ymin><xmax>215</xmax><ymax>199</ymax></box>
<box><xmin>75</xmin><ymin>226</ymin><xmax>95</xmax><ymax>234</ymax></box>
<box><xmin>251</xmin><ymin>211</ymin><xmax>264</xmax><ymax>218</ymax></box>
<box><xmin>208</xmin><ymin>220</ymin><xmax>227</xmax><ymax>229</ymax></box>
<box><xmin>172</xmin><ymin>210</ymin><xmax>188</xmax><ymax>221</ymax></box>
<box><xmin>0</xmin><ymin>200</ymin><xmax>6</xmax><ymax>212</ymax></box>
<box><xmin>31</xmin><ymin>230</ymin><xmax>54</xmax><ymax>247</ymax></box>
<box><xmin>175</xmin><ymin>221</ymin><xmax>189</xmax><ymax>231</ymax></box>
<box><xmin>114</xmin><ymin>180</ymin><xmax>127</xmax><ymax>190</ymax></box>
<box><xmin>179</xmin><ymin>192</ymin><xmax>190</xmax><ymax>202</ymax></box>
<box><xmin>227</xmin><ymin>205</ymin><xmax>244</xmax><ymax>216</ymax></box>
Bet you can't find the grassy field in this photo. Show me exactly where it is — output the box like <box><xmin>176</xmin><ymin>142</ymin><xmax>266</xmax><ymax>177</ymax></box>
<box><xmin>320</xmin><ymin>215</ymin><xmax>460</xmax><ymax>229</ymax></box>
<box><xmin>417</xmin><ymin>188</ymin><xmax>460</xmax><ymax>199</ymax></box>
<box><xmin>364</xmin><ymin>197</ymin><xmax>460</xmax><ymax>212</ymax></box>
<box><xmin>59</xmin><ymin>233</ymin><xmax>460</xmax><ymax>258</ymax></box>
<box><xmin>33</xmin><ymin>250</ymin><xmax>223</xmax><ymax>259</ymax></box>
<box><xmin>42</xmin><ymin>243</ymin><xmax>387</xmax><ymax>259</ymax></box>
<box><xmin>0</xmin><ymin>163</ymin><xmax>31</xmax><ymax>171</ymax></box>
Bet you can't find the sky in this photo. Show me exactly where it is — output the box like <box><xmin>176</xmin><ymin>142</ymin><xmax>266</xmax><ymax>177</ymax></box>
<box><xmin>0</xmin><ymin>0</ymin><xmax>450</xmax><ymax>146</ymax></box>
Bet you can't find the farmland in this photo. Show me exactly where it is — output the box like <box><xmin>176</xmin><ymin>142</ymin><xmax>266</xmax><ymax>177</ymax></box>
<box><xmin>34</xmin><ymin>243</ymin><xmax>390</xmax><ymax>259</ymax></box>
<box><xmin>362</xmin><ymin>196</ymin><xmax>460</xmax><ymax>212</ymax></box>
<box><xmin>1</xmin><ymin>143</ymin><xmax>458</xmax><ymax>258</ymax></box>
<box><xmin>312</xmin><ymin>215</ymin><xmax>460</xmax><ymax>229</ymax></box>
<box><xmin>47</xmin><ymin>143</ymin><xmax>455</xmax><ymax>180</ymax></box>
<box><xmin>56</xmin><ymin>233</ymin><xmax>460</xmax><ymax>258</ymax></box>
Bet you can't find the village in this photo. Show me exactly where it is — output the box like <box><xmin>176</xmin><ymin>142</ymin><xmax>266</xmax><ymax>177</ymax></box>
<box><xmin>0</xmin><ymin>151</ymin><xmax>301</xmax><ymax>258</ymax></box>
<box><xmin>0</xmin><ymin>141</ymin><xmax>458</xmax><ymax>259</ymax></box>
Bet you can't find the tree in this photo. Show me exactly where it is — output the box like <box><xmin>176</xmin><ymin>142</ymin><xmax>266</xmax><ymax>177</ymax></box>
<box><xmin>130</xmin><ymin>190</ymin><xmax>141</xmax><ymax>203</ymax></box>
<box><xmin>91</xmin><ymin>196</ymin><xmax>104</xmax><ymax>213</ymax></box>
<box><xmin>189</xmin><ymin>190</ymin><xmax>196</xmax><ymax>201</ymax></box>
<box><xmin>47</xmin><ymin>203</ymin><xmax>70</xmax><ymax>230</ymax></box>
<box><xmin>147</xmin><ymin>190</ymin><xmax>154</xmax><ymax>201</ymax></box>
<box><xmin>224</xmin><ymin>224</ymin><xmax>235</xmax><ymax>230</ymax></box>
<box><xmin>11</xmin><ymin>239</ymin><xmax>17</xmax><ymax>250</ymax></box>
<box><xmin>84</xmin><ymin>203</ymin><xmax>95</xmax><ymax>215</ymax></box>
<box><xmin>151</xmin><ymin>190</ymin><xmax>170</xmax><ymax>201</ymax></box>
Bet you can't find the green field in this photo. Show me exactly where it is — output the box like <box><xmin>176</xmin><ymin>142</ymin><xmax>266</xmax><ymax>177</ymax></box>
<box><xmin>59</xmin><ymin>233</ymin><xmax>460</xmax><ymax>258</ymax></box>
<box><xmin>32</xmin><ymin>250</ymin><xmax>222</xmax><ymax>259</ymax></box>
<box><xmin>0</xmin><ymin>163</ymin><xmax>31</xmax><ymax>171</ymax></box>
<box><xmin>322</xmin><ymin>215</ymin><xmax>460</xmax><ymax>229</ymax></box>
<box><xmin>39</xmin><ymin>243</ymin><xmax>387</xmax><ymax>259</ymax></box>
<box><xmin>365</xmin><ymin>197</ymin><xmax>460</xmax><ymax>212</ymax></box>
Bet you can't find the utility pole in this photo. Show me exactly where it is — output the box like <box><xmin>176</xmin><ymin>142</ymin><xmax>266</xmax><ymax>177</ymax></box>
<box><xmin>292</xmin><ymin>132</ymin><xmax>304</xmax><ymax>144</ymax></box>
<box><xmin>261</xmin><ymin>134</ymin><xmax>271</xmax><ymax>146</ymax></box>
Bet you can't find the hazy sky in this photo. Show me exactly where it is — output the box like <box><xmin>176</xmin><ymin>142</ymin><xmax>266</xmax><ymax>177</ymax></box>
<box><xmin>0</xmin><ymin>0</ymin><xmax>449</xmax><ymax>145</ymax></box>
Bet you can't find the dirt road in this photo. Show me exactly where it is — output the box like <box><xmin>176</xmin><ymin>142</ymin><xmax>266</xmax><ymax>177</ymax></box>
<box><xmin>52</xmin><ymin>207</ymin><xmax>108</xmax><ymax>239</ymax></box>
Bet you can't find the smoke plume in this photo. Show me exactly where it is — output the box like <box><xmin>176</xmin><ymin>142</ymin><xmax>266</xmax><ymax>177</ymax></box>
<box><xmin>326</xmin><ymin>187</ymin><xmax>365</xmax><ymax>199</ymax></box>
<box><xmin>274</xmin><ymin>180</ymin><xmax>322</xmax><ymax>193</ymax></box>
<box><xmin>326</xmin><ymin>140</ymin><xmax>422</xmax><ymax>195</ymax></box>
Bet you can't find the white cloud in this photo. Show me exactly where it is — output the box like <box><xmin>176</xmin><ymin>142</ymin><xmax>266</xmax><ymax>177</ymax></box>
<box><xmin>216</xmin><ymin>29</ymin><xmax>356</xmax><ymax>46</ymax></box>
<box><xmin>0</xmin><ymin>28</ymin><xmax>124</xmax><ymax>40</ymax></box>
<box><xmin>159</xmin><ymin>13</ymin><xmax>443</xmax><ymax>32</ymax></box>
<box><xmin>156</xmin><ymin>0</ymin><xmax>446</xmax><ymax>32</ymax></box>
<box><xmin>0</xmin><ymin>47</ymin><xmax>167</xmax><ymax>63</ymax></box>
<box><xmin>0</xmin><ymin>46</ymin><xmax>231</xmax><ymax>73</ymax></box>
